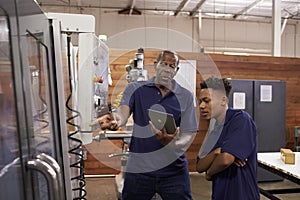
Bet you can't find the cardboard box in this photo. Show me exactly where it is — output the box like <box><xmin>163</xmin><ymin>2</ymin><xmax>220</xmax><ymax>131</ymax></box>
<box><xmin>280</xmin><ymin>148</ymin><xmax>295</xmax><ymax>164</ymax></box>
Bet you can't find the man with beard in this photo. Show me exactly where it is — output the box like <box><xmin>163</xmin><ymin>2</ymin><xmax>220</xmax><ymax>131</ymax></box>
<box><xmin>196</xmin><ymin>77</ymin><xmax>259</xmax><ymax>200</ymax></box>
<box><xmin>96</xmin><ymin>50</ymin><xmax>198</xmax><ymax>200</ymax></box>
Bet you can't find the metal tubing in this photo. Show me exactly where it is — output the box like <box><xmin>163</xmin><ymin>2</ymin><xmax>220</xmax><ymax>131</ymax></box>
<box><xmin>27</xmin><ymin>158</ymin><xmax>61</xmax><ymax>200</ymax></box>
<box><xmin>36</xmin><ymin>153</ymin><xmax>64</xmax><ymax>199</ymax></box>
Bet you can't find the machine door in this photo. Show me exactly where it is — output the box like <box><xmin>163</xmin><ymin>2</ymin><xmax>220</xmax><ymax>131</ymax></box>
<box><xmin>0</xmin><ymin>1</ymin><xmax>69</xmax><ymax>199</ymax></box>
<box><xmin>0</xmin><ymin>9</ymin><xmax>25</xmax><ymax>200</ymax></box>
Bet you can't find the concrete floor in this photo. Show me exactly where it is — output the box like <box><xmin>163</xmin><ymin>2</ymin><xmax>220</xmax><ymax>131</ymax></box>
<box><xmin>85</xmin><ymin>172</ymin><xmax>300</xmax><ymax>200</ymax></box>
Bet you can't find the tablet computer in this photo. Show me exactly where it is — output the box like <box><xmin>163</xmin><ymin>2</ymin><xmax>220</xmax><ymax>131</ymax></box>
<box><xmin>148</xmin><ymin>109</ymin><xmax>176</xmax><ymax>134</ymax></box>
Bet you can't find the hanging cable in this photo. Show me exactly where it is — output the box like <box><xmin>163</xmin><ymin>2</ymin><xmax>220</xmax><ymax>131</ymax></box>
<box><xmin>26</xmin><ymin>30</ymin><xmax>49</xmax><ymax>132</ymax></box>
<box><xmin>34</xmin><ymin>39</ymin><xmax>49</xmax><ymax>131</ymax></box>
<box><xmin>65</xmin><ymin>32</ymin><xmax>87</xmax><ymax>200</ymax></box>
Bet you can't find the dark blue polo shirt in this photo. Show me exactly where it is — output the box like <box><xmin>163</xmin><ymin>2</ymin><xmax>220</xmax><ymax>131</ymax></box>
<box><xmin>210</xmin><ymin>108</ymin><xmax>260</xmax><ymax>200</ymax></box>
<box><xmin>120</xmin><ymin>77</ymin><xmax>198</xmax><ymax>176</ymax></box>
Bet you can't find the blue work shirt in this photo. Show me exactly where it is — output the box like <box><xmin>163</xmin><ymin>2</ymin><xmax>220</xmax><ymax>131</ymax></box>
<box><xmin>209</xmin><ymin>108</ymin><xmax>260</xmax><ymax>200</ymax></box>
<box><xmin>120</xmin><ymin>77</ymin><xmax>198</xmax><ymax>176</ymax></box>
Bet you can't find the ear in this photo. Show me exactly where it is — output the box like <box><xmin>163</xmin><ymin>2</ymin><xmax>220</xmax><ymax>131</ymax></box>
<box><xmin>221</xmin><ymin>96</ymin><xmax>227</xmax><ymax>106</ymax></box>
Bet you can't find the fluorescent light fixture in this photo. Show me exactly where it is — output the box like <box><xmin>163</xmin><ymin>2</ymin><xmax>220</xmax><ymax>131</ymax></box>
<box><xmin>204</xmin><ymin>12</ymin><xmax>234</xmax><ymax>17</ymax></box>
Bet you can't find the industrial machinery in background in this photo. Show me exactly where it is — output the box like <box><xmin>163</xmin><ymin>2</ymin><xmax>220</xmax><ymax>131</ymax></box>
<box><xmin>125</xmin><ymin>48</ymin><xmax>148</xmax><ymax>83</ymax></box>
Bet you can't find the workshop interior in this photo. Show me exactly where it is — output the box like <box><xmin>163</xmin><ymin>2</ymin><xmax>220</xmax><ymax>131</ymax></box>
<box><xmin>0</xmin><ymin>0</ymin><xmax>300</xmax><ymax>199</ymax></box>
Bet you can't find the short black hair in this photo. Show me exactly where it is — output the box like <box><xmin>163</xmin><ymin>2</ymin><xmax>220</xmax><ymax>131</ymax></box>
<box><xmin>156</xmin><ymin>50</ymin><xmax>180</xmax><ymax>66</ymax></box>
<box><xmin>200</xmin><ymin>77</ymin><xmax>232</xmax><ymax>97</ymax></box>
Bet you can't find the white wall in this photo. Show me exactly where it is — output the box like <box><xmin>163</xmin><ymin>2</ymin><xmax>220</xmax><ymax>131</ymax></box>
<box><xmin>41</xmin><ymin>6</ymin><xmax>300</xmax><ymax>57</ymax></box>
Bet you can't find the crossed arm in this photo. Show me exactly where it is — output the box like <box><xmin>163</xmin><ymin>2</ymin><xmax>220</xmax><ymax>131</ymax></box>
<box><xmin>196</xmin><ymin>148</ymin><xmax>246</xmax><ymax>180</ymax></box>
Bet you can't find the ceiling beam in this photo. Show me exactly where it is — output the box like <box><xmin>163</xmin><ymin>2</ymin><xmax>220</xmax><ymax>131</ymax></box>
<box><xmin>233</xmin><ymin>0</ymin><xmax>264</xmax><ymax>19</ymax></box>
<box><xmin>189</xmin><ymin>0</ymin><xmax>206</xmax><ymax>17</ymax></box>
<box><xmin>174</xmin><ymin>0</ymin><xmax>190</xmax><ymax>16</ymax></box>
<box><xmin>129</xmin><ymin>0</ymin><xmax>136</xmax><ymax>16</ymax></box>
<box><xmin>118</xmin><ymin>0</ymin><xmax>141</xmax><ymax>15</ymax></box>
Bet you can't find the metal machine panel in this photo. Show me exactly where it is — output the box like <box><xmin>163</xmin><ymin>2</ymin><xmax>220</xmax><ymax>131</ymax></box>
<box><xmin>254</xmin><ymin>80</ymin><xmax>286</xmax><ymax>152</ymax></box>
<box><xmin>46</xmin><ymin>12</ymin><xmax>95</xmax><ymax>33</ymax></box>
<box><xmin>77</xmin><ymin>33</ymin><xmax>109</xmax><ymax>144</ymax></box>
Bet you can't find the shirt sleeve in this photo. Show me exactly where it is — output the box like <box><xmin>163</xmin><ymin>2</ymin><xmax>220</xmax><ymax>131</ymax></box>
<box><xmin>179</xmin><ymin>92</ymin><xmax>199</xmax><ymax>134</ymax></box>
<box><xmin>119</xmin><ymin>82</ymin><xmax>137</xmax><ymax>110</ymax></box>
<box><xmin>220</xmin><ymin>111</ymin><xmax>257</xmax><ymax>160</ymax></box>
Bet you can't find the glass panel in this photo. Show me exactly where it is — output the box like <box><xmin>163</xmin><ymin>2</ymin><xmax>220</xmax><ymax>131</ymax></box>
<box><xmin>25</xmin><ymin>31</ymin><xmax>54</xmax><ymax>156</ymax></box>
<box><xmin>0</xmin><ymin>13</ymin><xmax>24</xmax><ymax>200</ymax></box>
<box><xmin>24</xmin><ymin>29</ymin><xmax>54</xmax><ymax>200</ymax></box>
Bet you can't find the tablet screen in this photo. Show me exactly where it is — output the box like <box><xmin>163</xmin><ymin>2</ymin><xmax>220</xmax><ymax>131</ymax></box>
<box><xmin>148</xmin><ymin>109</ymin><xmax>176</xmax><ymax>134</ymax></box>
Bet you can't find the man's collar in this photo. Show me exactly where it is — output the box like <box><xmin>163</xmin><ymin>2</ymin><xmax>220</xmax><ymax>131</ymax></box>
<box><xmin>146</xmin><ymin>77</ymin><xmax>180</xmax><ymax>94</ymax></box>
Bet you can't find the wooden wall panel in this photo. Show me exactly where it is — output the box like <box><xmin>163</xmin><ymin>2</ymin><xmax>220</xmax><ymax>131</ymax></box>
<box><xmin>84</xmin><ymin>138</ymin><xmax>124</xmax><ymax>175</ymax></box>
<box><xmin>85</xmin><ymin>50</ymin><xmax>300</xmax><ymax>175</ymax></box>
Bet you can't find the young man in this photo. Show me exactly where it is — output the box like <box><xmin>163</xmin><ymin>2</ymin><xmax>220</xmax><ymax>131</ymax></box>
<box><xmin>196</xmin><ymin>77</ymin><xmax>259</xmax><ymax>200</ymax></box>
<box><xmin>97</xmin><ymin>50</ymin><xmax>198</xmax><ymax>200</ymax></box>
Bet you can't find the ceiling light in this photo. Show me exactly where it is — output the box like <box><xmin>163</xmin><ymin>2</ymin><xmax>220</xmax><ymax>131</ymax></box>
<box><xmin>204</xmin><ymin>12</ymin><xmax>234</xmax><ymax>17</ymax></box>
